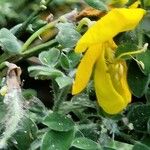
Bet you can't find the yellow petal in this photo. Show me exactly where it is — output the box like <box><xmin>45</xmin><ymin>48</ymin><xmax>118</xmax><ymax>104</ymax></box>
<box><xmin>0</xmin><ymin>85</ymin><xmax>8</xmax><ymax>96</ymax></box>
<box><xmin>120</xmin><ymin>62</ymin><xmax>131</xmax><ymax>104</ymax></box>
<box><xmin>129</xmin><ymin>0</ymin><xmax>141</xmax><ymax>8</ymax></box>
<box><xmin>75</xmin><ymin>8</ymin><xmax>145</xmax><ymax>53</ymax></box>
<box><xmin>94</xmin><ymin>46</ymin><xmax>126</xmax><ymax>114</ymax></box>
<box><xmin>72</xmin><ymin>44</ymin><xmax>101</xmax><ymax>94</ymax></box>
<box><xmin>109</xmin><ymin>61</ymin><xmax>131</xmax><ymax>105</ymax></box>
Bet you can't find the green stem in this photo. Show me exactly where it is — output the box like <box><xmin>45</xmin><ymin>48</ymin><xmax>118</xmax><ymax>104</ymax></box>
<box><xmin>53</xmin><ymin>86</ymin><xmax>70</xmax><ymax>112</ymax></box>
<box><xmin>0</xmin><ymin>53</ymin><xmax>11</xmax><ymax>64</ymax></box>
<box><xmin>0</xmin><ymin>40</ymin><xmax>57</xmax><ymax>66</ymax></box>
<box><xmin>76</xmin><ymin>18</ymin><xmax>93</xmax><ymax>32</ymax></box>
<box><xmin>0</xmin><ymin>53</ymin><xmax>20</xmax><ymax>65</ymax></box>
<box><xmin>117</xmin><ymin>132</ymin><xmax>137</xmax><ymax>144</ymax></box>
<box><xmin>117</xmin><ymin>43</ymin><xmax>148</xmax><ymax>59</ymax></box>
<box><xmin>21</xmin><ymin>39</ymin><xmax>57</xmax><ymax>57</ymax></box>
<box><xmin>16</xmin><ymin>0</ymin><xmax>54</xmax><ymax>37</ymax></box>
<box><xmin>0</xmin><ymin>62</ymin><xmax>8</xmax><ymax>70</ymax></box>
<box><xmin>21</xmin><ymin>20</ymin><xmax>58</xmax><ymax>52</ymax></box>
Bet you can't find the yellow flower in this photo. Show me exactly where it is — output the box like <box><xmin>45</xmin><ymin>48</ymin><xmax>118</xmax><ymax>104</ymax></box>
<box><xmin>72</xmin><ymin>8</ymin><xmax>145</xmax><ymax>114</ymax></box>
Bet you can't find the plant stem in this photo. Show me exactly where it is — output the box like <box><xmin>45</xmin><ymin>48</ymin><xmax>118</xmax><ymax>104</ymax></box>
<box><xmin>76</xmin><ymin>18</ymin><xmax>92</xmax><ymax>32</ymax></box>
<box><xmin>0</xmin><ymin>53</ymin><xmax>11</xmax><ymax>64</ymax></box>
<box><xmin>117</xmin><ymin>43</ymin><xmax>148</xmax><ymax>59</ymax></box>
<box><xmin>16</xmin><ymin>0</ymin><xmax>54</xmax><ymax>37</ymax></box>
<box><xmin>21</xmin><ymin>20</ymin><xmax>58</xmax><ymax>52</ymax></box>
<box><xmin>0</xmin><ymin>62</ymin><xmax>7</xmax><ymax>71</ymax></box>
<box><xmin>117</xmin><ymin>132</ymin><xmax>137</xmax><ymax>145</ymax></box>
<box><xmin>21</xmin><ymin>39</ymin><xmax>57</xmax><ymax>57</ymax></box>
<box><xmin>53</xmin><ymin>86</ymin><xmax>70</xmax><ymax>112</ymax></box>
<box><xmin>0</xmin><ymin>40</ymin><xmax>57</xmax><ymax>67</ymax></box>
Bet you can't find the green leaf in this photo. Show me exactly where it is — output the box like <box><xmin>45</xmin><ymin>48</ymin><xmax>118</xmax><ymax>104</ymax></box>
<box><xmin>64</xmin><ymin>93</ymin><xmax>95</xmax><ymax>107</ymax></box>
<box><xmin>127</xmin><ymin>61</ymin><xmax>149</xmax><ymax>97</ymax></box>
<box><xmin>22</xmin><ymin>89</ymin><xmax>37</xmax><ymax>99</ymax></box>
<box><xmin>60</xmin><ymin>53</ymin><xmax>70</xmax><ymax>70</ymax></box>
<box><xmin>132</xmin><ymin>142</ymin><xmax>150</xmax><ymax>150</ymax></box>
<box><xmin>128</xmin><ymin>104</ymin><xmax>150</xmax><ymax>133</ymax></box>
<box><xmin>147</xmin><ymin>118</ymin><xmax>150</xmax><ymax>134</ymax></box>
<box><xmin>141</xmin><ymin>13</ymin><xmax>150</xmax><ymax>37</ymax></box>
<box><xmin>145</xmin><ymin>88</ymin><xmax>150</xmax><ymax>104</ymax></box>
<box><xmin>144</xmin><ymin>0</ymin><xmax>150</xmax><ymax>6</ymax></box>
<box><xmin>10</xmin><ymin>23</ymin><xmax>22</xmax><ymax>35</ymax></box>
<box><xmin>0</xmin><ymin>28</ymin><xmax>21</xmax><ymax>53</ymax></box>
<box><xmin>117</xmin><ymin>31</ymin><xmax>138</xmax><ymax>44</ymax></box>
<box><xmin>28</xmin><ymin>66</ymin><xmax>64</xmax><ymax>80</ymax></box>
<box><xmin>84</xmin><ymin>0</ymin><xmax>108</xmax><ymax>11</ymax></box>
<box><xmin>41</xmin><ymin>129</ymin><xmax>74</xmax><ymax>150</ymax></box>
<box><xmin>141</xmin><ymin>136</ymin><xmax>150</xmax><ymax>147</ymax></box>
<box><xmin>55</xmin><ymin>76</ymin><xmax>73</xmax><ymax>89</ymax></box>
<box><xmin>137</xmin><ymin>50</ymin><xmax>150</xmax><ymax>75</ymax></box>
<box><xmin>43</xmin><ymin>112</ymin><xmax>75</xmax><ymax>131</ymax></box>
<box><xmin>30</xmin><ymin>138</ymin><xmax>42</xmax><ymax>150</ymax></box>
<box><xmin>60</xmin><ymin>94</ymin><xmax>96</xmax><ymax>115</ymax></box>
<box><xmin>112</xmin><ymin>141</ymin><xmax>133</xmax><ymax>150</ymax></box>
<box><xmin>103</xmin><ymin>140</ymin><xmax>133</xmax><ymax>150</ymax></box>
<box><xmin>72</xmin><ymin>137</ymin><xmax>101</xmax><ymax>150</ymax></box>
<box><xmin>39</xmin><ymin>48</ymin><xmax>60</xmax><ymax>67</ymax></box>
<box><xmin>56</xmin><ymin>23</ymin><xmax>81</xmax><ymax>48</ymax></box>
<box><xmin>103</xmin><ymin>148</ymin><xmax>116</xmax><ymax>150</ymax></box>
<box><xmin>68</xmin><ymin>51</ymin><xmax>81</xmax><ymax>68</ymax></box>
<box><xmin>13</xmin><ymin>118</ymin><xmax>38</xmax><ymax>150</ymax></box>
<box><xmin>27</xmin><ymin>97</ymin><xmax>47</xmax><ymax>123</ymax></box>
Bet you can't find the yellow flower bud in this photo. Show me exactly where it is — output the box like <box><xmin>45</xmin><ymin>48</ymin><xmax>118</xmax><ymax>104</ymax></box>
<box><xmin>0</xmin><ymin>86</ymin><xmax>8</xmax><ymax>96</ymax></box>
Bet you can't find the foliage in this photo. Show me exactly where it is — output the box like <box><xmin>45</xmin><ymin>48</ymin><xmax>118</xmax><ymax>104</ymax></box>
<box><xmin>0</xmin><ymin>0</ymin><xmax>150</xmax><ymax>150</ymax></box>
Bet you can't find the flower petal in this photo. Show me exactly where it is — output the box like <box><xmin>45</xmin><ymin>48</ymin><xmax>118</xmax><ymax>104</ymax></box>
<box><xmin>75</xmin><ymin>8</ymin><xmax>145</xmax><ymax>53</ymax></box>
<box><xmin>129</xmin><ymin>0</ymin><xmax>141</xmax><ymax>8</ymax></box>
<box><xmin>72</xmin><ymin>44</ymin><xmax>101</xmax><ymax>94</ymax></box>
<box><xmin>94</xmin><ymin>46</ymin><xmax>126</xmax><ymax>114</ymax></box>
<box><xmin>109</xmin><ymin>61</ymin><xmax>131</xmax><ymax>105</ymax></box>
<box><xmin>119</xmin><ymin>62</ymin><xmax>131</xmax><ymax>104</ymax></box>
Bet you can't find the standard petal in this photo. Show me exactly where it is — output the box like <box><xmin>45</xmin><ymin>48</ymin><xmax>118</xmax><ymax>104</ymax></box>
<box><xmin>75</xmin><ymin>8</ymin><xmax>145</xmax><ymax>53</ymax></box>
<box><xmin>75</xmin><ymin>42</ymin><xmax>88</xmax><ymax>53</ymax></box>
<box><xmin>94</xmin><ymin>47</ymin><xmax>126</xmax><ymax>114</ymax></box>
<box><xmin>72</xmin><ymin>44</ymin><xmax>101</xmax><ymax>95</ymax></box>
